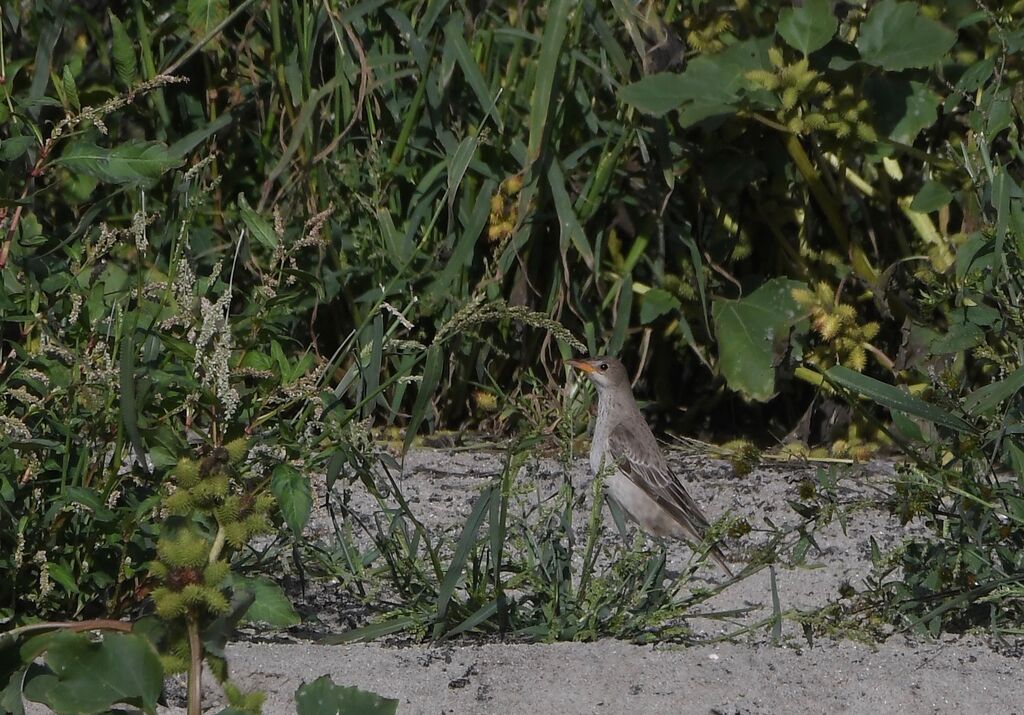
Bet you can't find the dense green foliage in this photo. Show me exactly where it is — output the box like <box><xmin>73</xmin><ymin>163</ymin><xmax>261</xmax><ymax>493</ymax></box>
<box><xmin>1</xmin><ymin>0</ymin><xmax>1023</xmax><ymax>710</ymax></box>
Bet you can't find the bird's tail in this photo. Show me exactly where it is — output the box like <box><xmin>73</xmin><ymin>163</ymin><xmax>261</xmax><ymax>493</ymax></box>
<box><xmin>707</xmin><ymin>542</ymin><xmax>734</xmax><ymax>579</ymax></box>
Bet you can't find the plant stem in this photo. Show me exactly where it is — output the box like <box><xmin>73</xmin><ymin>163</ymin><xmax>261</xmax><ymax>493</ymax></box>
<box><xmin>209</xmin><ymin>523</ymin><xmax>227</xmax><ymax>564</ymax></box>
<box><xmin>186</xmin><ymin>614</ymin><xmax>202</xmax><ymax>715</ymax></box>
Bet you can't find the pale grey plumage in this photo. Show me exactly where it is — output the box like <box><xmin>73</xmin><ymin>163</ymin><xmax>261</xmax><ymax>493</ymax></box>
<box><xmin>568</xmin><ymin>356</ymin><xmax>733</xmax><ymax>577</ymax></box>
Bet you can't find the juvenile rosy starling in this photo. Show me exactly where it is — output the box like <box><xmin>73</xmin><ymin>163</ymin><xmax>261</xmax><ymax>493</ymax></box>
<box><xmin>567</xmin><ymin>356</ymin><xmax>733</xmax><ymax>577</ymax></box>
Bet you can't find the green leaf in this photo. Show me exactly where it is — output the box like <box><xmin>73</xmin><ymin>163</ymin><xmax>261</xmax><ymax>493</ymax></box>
<box><xmin>866</xmin><ymin>78</ymin><xmax>940</xmax><ymax>144</ymax></box>
<box><xmin>527</xmin><ymin>0</ymin><xmax>572</xmax><ymax>161</ymax></box>
<box><xmin>271</xmin><ymin>464</ymin><xmax>311</xmax><ymax>539</ymax></box>
<box><xmin>444</xmin><ymin>15</ymin><xmax>503</xmax><ymax>131</ymax></box>
<box><xmin>169</xmin><ymin>112</ymin><xmax>232</xmax><ymax>158</ymax></box>
<box><xmin>238</xmin><ymin>194</ymin><xmax>278</xmax><ymax>249</ymax></box>
<box><xmin>403</xmin><ymin>345</ymin><xmax>443</xmax><ymax>453</ymax></box>
<box><xmin>58</xmin><ymin>140</ymin><xmax>183</xmax><ymax>185</ymax></box>
<box><xmin>777</xmin><ymin>0</ymin><xmax>837</xmax><ymax>55</ymax></box>
<box><xmin>712</xmin><ymin>278</ymin><xmax>805</xmax><ymax>401</ymax></box>
<box><xmin>639</xmin><ymin>288</ymin><xmax>681</xmax><ymax>324</ymax></box>
<box><xmin>824</xmin><ymin>365</ymin><xmax>973</xmax><ymax>432</ymax></box>
<box><xmin>109</xmin><ymin>11</ymin><xmax>137</xmax><ymax>87</ymax></box>
<box><xmin>548</xmin><ymin>159</ymin><xmax>594</xmax><ymax>268</ymax></box>
<box><xmin>857</xmin><ymin>0</ymin><xmax>955</xmax><ymax>71</ymax></box>
<box><xmin>187</xmin><ymin>0</ymin><xmax>228</xmax><ymax>47</ymax></box>
<box><xmin>434</xmin><ymin>483</ymin><xmax>494</xmax><ymax>639</ymax></box>
<box><xmin>0</xmin><ymin>135</ymin><xmax>33</xmax><ymax>161</ymax></box>
<box><xmin>929</xmin><ymin>321</ymin><xmax>984</xmax><ymax>354</ymax></box>
<box><xmin>619</xmin><ymin>37</ymin><xmax>771</xmax><ymax>125</ymax></box>
<box><xmin>910</xmin><ymin>181</ymin><xmax>953</xmax><ymax>213</ymax></box>
<box><xmin>295</xmin><ymin>675</ymin><xmax>398</xmax><ymax>715</ymax></box>
<box><xmin>61</xmin><ymin>65</ymin><xmax>79</xmax><ymax>111</ymax></box>
<box><xmin>618</xmin><ymin>72</ymin><xmax>694</xmax><ymax>117</ymax></box>
<box><xmin>963</xmin><ymin>365</ymin><xmax>1024</xmax><ymax>416</ymax></box>
<box><xmin>231</xmin><ymin>575</ymin><xmax>300</xmax><ymax>627</ymax></box>
<box><xmin>21</xmin><ymin>632</ymin><xmax>162</xmax><ymax>714</ymax></box>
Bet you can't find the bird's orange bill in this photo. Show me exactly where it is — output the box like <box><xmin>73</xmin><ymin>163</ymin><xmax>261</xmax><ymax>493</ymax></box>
<box><xmin>565</xmin><ymin>359</ymin><xmax>596</xmax><ymax>373</ymax></box>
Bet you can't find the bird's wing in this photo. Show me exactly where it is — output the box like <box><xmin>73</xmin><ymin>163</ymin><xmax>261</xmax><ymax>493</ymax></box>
<box><xmin>606</xmin><ymin>420</ymin><xmax>712</xmax><ymax>543</ymax></box>
<box><xmin>606</xmin><ymin>421</ymin><xmax>734</xmax><ymax>577</ymax></box>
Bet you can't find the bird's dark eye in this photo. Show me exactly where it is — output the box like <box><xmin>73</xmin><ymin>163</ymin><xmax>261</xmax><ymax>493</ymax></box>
<box><xmin>599</xmin><ymin>363</ymin><xmax>608</xmax><ymax>371</ymax></box>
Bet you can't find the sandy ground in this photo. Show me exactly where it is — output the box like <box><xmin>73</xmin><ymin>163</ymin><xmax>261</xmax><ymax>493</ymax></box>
<box><xmin>24</xmin><ymin>448</ymin><xmax>1024</xmax><ymax>714</ymax></box>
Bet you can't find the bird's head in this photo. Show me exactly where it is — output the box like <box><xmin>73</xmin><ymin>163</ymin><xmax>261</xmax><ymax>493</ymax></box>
<box><xmin>565</xmin><ymin>356</ymin><xmax>629</xmax><ymax>394</ymax></box>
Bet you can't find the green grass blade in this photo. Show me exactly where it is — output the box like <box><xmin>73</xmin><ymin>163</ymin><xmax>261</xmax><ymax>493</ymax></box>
<box><xmin>527</xmin><ymin>0</ymin><xmax>572</xmax><ymax>162</ymax></box>
<box><xmin>433</xmin><ymin>483</ymin><xmax>494</xmax><ymax>640</ymax></box>
<box><xmin>320</xmin><ymin>616</ymin><xmax>418</xmax><ymax>645</ymax></box>
<box><xmin>403</xmin><ymin>344</ymin><xmax>443</xmax><ymax>454</ymax></box>
<box><xmin>963</xmin><ymin>365</ymin><xmax>1024</xmax><ymax>416</ymax></box>
<box><xmin>824</xmin><ymin>365</ymin><xmax>973</xmax><ymax>433</ymax></box>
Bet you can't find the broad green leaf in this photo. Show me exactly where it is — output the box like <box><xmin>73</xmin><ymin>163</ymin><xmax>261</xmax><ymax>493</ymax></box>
<box><xmin>295</xmin><ymin>675</ymin><xmax>398</xmax><ymax>715</ymax></box>
<box><xmin>109</xmin><ymin>11</ymin><xmax>137</xmax><ymax>87</ymax></box>
<box><xmin>21</xmin><ymin>632</ymin><xmax>162</xmax><ymax>714</ymax></box>
<box><xmin>712</xmin><ymin>278</ymin><xmax>804</xmax><ymax>401</ymax></box>
<box><xmin>929</xmin><ymin>321</ymin><xmax>984</xmax><ymax>354</ymax></box>
<box><xmin>639</xmin><ymin>287</ymin><xmax>680</xmax><ymax>324</ymax></box>
<box><xmin>58</xmin><ymin>140</ymin><xmax>183</xmax><ymax>185</ymax></box>
<box><xmin>238</xmin><ymin>194</ymin><xmax>277</xmax><ymax>249</ymax></box>
<box><xmin>963</xmin><ymin>365</ymin><xmax>1024</xmax><ymax>416</ymax></box>
<box><xmin>618</xmin><ymin>72</ymin><xmax>694</xmax><ymax>117</ymax></box>
<box><xmin>911</xmin><ymin>181</ymin><xmax>953</xmax><ymax>213</ymax></box>
<box><xmin>778</xmin><ymin>0</ymin><xmax>837</xmax><ymax>55</ymax></box>
<box><xmin>866</xmin><ymin>78</ymin><xmax>940</xmax><ymax>144</ymax></box>
<box><xmin>824</xmin><ymin>365</ymin><xmax>972</xmax><ymax>432</ymax></box>
<box><xmin>857</xmin><ymin>0</ymin><xmax>955</xmax><ymax>71</ymax></box>
<box><xmin>187</xmin><ymin>0</ymin><xmax>228</xmax><ymax>46</ymax></box>
<box><xmin>619</xmin><ymin>37</ymin><xmax>771</xmax><ymax>125</ymax></box>
<box><xmin>271</xmin><ymin>464</ymin><xmax>311</xmax><ymax>539</ymax></box>
<box><xmin>232</xmin><ymin>575</ymin><xmax>300</xmax><ymax>627</ymax></box>
<box><xmin>61</xmin><ymin>65</ymin><xmax>79</xmax><ymax>111</ymax></box>
<box><xmin>0</xmin><ymin>135</ymin><xmax>33</xmax><ymax>161</ymax></box>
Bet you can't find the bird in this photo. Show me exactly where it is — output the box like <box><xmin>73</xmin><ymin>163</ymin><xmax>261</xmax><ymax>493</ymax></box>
<box><xmin>566</xmin><ymin>356</ymin><xmax>734</xmax><ymax>578</ymax></box>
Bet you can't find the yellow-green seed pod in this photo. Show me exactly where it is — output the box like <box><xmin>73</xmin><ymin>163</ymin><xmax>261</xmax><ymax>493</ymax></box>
<box><xmin>153</xmin><ymin>588</ymin><xmax>188</xmax><ymax>619</ymax></box>
<box><xmin>158</xmin><ymin>531</ymin><xmax>210</xmax><ymax>568</ymax></box>
<box><xmin>804</xmin><ymin>113</ymin><xmax>829</xmax><ymax>130</ymax></box>
<box><xmin>203</xmin><ymin>589</ymin><xmax>230</xmax><ymax>614</ymax></box>
<box><xmin>745</xmin><ymin>69</ymin><xmax>779</xmax><ymax>90</ymax></box>
<box><xmin>224</xmin><ymin>437</ymin><xmax>249</xmax><ymax>464</ymax></box>
<box><xmin>173</xmin><ymin>457</ymin><xmax>200</xmax><ymax>487</ymax></box>
<box><xmin>163</xmin><ymin>489</ymin><xmax>194</xmax><ymax>515</ymax></box>
<box><xmin>768</xmin><ymin>46</ymin><xmax>785</xmax><ymax>69</ymax></box>
<box><xmin>846</xmin><ymin>346</ymin><xmax>867</xmax><ymax>372</ymax></box>
<box><xmin>180</xmin><ymin>583</ymin><xmax>206</xmax><ymax>607</ymax></box>
<box><xmin>147</xmin><ymin>561</ymin><xmax>169</xmax><ymax>581</ymax></box>
<box><xmin>159</xmin><ymin>653</ymin><xmax>190</xmax><ymax>675</ymax></box>
<box><xmin>782</xmin><ymin>86</ymin><xmax>800</xmax><ymax>111</ymax></box>
<box><xmin>224</xmin><ymin>522</ymin><xmax>248</xmax><ymax>549</ymax></box>
<box><xmin>856</xmin><ymin>122</ymin><xmax>878</xmax><ymax>142</ymax></box>
<box><xmin>204</xmin><ymin>560</ymin><xmax>231</xmax><ymax>586</ymax></box>
<box><xmin>835</xmin><ymin>304</ymin><xmax>857</xmax><ymax>322</ymax></box>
